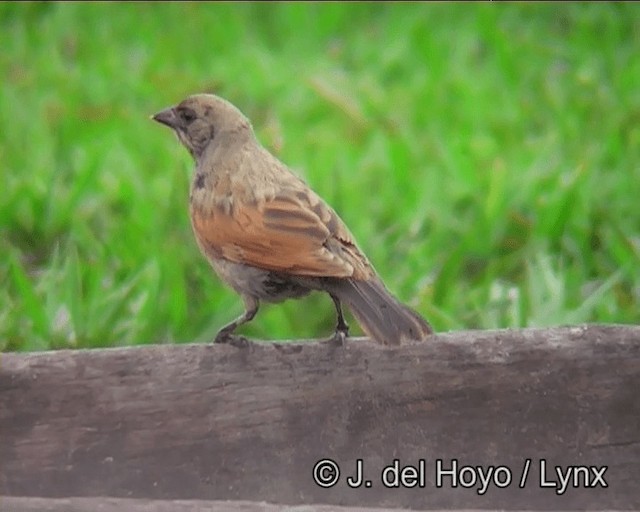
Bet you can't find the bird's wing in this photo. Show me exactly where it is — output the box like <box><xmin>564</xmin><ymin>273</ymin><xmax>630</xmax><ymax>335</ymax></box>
<box><xmin>191</xmin><ymin>189</ymin><xmax>373</xmax><ymax>279</ymax></box>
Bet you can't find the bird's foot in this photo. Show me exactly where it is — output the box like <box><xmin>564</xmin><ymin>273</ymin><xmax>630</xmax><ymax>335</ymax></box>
<box><xmin>214</xmin><ymin>332</ymin><xmax>253</xmax><ymax>348</ymax></box>
<box><xmin>323</xmin><ymin>329</ymin><xmax>348</xmax><ymax>347</ymax></box>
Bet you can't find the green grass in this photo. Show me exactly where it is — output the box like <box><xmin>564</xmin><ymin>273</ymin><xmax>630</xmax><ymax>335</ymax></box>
<box><xmin>1</xmin><ymin>3</ymin><xmax>639</xmax><ymax>351</ymax></box>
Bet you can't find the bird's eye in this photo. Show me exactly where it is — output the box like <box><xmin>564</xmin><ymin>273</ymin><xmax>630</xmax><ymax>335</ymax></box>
<box><xmin>180</xmin><ymin>108</ymin><xmax>197</xmax><ymax>124</ymax></box>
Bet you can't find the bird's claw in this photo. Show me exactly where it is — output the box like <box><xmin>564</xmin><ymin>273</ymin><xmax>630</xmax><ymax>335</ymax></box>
<box><xmin>214</xmin><ymin>333</ymin><xmax>253</xmax><ymax>348</ymax></box>
<box><xmin>323</xmin><ymin>330</ymin><xmax>348</xmax><ymax>347</ymax></box>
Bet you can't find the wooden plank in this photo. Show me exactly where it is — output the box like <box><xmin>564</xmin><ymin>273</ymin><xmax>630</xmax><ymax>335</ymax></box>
<box><xmin>1</xmin><ymin>326</ymin><xmax>639</xmax><ymax>510</ymax></box>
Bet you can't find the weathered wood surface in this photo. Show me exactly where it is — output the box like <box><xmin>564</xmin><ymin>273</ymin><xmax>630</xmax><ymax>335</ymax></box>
<box><xmin>1</xmin><ymin>325</ymin><xmax>639</xmax><ymax>510</ymax></box>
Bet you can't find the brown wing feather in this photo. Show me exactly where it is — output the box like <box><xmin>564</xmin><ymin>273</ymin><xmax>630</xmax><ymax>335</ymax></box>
<box><xmin>191</xmin><ymin>190</ymin><xmax>373</xmax><ymax>279</ymax></box>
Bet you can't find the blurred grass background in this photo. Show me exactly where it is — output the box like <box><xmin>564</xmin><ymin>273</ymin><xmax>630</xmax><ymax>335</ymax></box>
<box><xmin>1</xmin><ymin>3</ymin><xmax>639</xmax><ymax>351</ymax></box>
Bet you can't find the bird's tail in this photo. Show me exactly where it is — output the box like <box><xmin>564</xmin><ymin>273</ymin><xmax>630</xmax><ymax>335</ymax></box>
<box><xmin>328</xmin><ymin>277</ymin><xmax>433</xmax><ymax>345</ymax></box>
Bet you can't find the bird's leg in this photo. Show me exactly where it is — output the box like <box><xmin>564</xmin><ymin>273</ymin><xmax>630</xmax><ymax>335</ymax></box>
<box><xmin>326</xmin><ymin>294</ymin><xmax>349</xmax><ymax>346</ymax></box>
<box><xmin>214</xmin><ymin>296</ymin><xmax>259</xmax><ymax>348</ymax></box>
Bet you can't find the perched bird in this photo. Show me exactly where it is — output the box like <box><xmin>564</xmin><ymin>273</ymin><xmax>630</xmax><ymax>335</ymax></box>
<box><xmin>152</xmin><ymin>94</ymin><xmax>432</xmax><ymax>346</ymax></box>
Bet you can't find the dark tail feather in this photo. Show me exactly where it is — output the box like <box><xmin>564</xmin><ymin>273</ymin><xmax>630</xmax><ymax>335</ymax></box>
<box><xmin>328</xmin><ymin>278</ymin><xmax>433</xmax><ymax>345</ymax></box>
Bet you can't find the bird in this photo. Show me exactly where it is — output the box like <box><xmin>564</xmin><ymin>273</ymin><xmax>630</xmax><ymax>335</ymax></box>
<box><xmin>152</xmin><ymin>94</ymin><xmax>433</xmax><ymax>346</ymax></box>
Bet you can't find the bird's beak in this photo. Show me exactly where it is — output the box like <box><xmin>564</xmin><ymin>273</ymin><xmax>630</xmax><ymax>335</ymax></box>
<box><xmin>152</xmin><ymin>107</ymin><xmax>178</xmax><ymax>128</ymax></box>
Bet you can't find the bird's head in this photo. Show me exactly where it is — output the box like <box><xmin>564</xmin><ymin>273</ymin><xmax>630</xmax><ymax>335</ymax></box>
<box><xmin>152</xmin><ymin>94</ymin><xmax>252</xmax><ymax>159</ymax></box>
